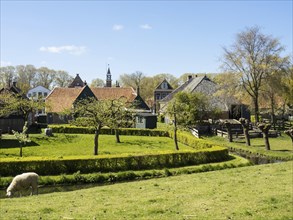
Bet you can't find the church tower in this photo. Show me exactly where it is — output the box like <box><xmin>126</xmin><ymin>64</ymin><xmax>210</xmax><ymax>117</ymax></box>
<box><xmin>105</xmin><ymin>65</ymin><xmax>112</xmax><ymax>87</ymax></box>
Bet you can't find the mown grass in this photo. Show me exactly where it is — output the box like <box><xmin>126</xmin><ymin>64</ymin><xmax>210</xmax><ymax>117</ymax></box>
<box><xmin>1</xmin><ymin>161</ymin><xmax>292</xmax><ymax>219</ymax></box>
<box><xmin>202</xmin><ymin>133</ymin><xmax>293</xmax><ymax>160</ymax></box>
<box><xmin>0</xmin><ymin>133</ymin><xmax>192</xmax><ymax>158</ymax></box>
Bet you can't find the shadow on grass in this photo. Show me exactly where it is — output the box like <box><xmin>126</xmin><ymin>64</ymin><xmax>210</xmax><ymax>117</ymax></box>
<box><xmin>0</xmin><ymin>139</ymin><xmax>39</xmax><ymax>149</ymax></box>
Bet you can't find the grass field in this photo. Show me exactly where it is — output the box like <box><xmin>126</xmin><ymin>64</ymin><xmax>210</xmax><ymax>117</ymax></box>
<box><xmin>202</xmin><ymin>134</ymin><xmax>293</xmax><ymax>159</ymax></box>
<box><xmin>0</xmin><ymin>133</ymin><xmax>192</xmax><ymax>158</ymax></box>
<box><xmin>1</xmin><ymin>161</ymin><xmax>292</xmax><ymax>219</ymax></box>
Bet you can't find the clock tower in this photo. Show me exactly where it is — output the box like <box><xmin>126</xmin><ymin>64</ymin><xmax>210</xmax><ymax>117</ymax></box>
<box><xmin>105</xmin><ymin>65</ymin><xmax>112</xmax><ymax>87</ymax></box>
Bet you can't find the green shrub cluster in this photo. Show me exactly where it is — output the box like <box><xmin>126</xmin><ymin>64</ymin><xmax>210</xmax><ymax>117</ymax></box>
<box><xmin>0</xmin><ymin>146</ymin><xmax>228</xmax><ymax>176</ymax></box>
<box><xmin>49</xmin><ymin>125</ymin><xmax>169</xmax><ymax>137</ymax></box>
<box><xmin>168</xmin><ymin>130</ymin><xmax>214</xmax><ymax>149</ymax></box>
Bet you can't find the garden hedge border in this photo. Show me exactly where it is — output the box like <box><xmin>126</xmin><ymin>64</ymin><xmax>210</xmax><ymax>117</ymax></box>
<box><xmin>0</xmin><ymin>146</ymin><xmax>228</xmax><ymax>176</ymax></box>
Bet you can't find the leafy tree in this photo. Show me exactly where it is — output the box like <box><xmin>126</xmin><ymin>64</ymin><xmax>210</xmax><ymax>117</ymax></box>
<box><xmin>166</xmin><ymin>92</ymin><xmax>215</xmax><ymax>150</ymax></box>
<box><xmin>90</xmin><ymin>78</ymin><xmax>105</xmax><ymax>87</ymax></box>
<box><xmin>15</xmin><ymin>65</ymin><xmax>37</xmax><ymax>93</ymax></box>
<box><xmin>12</xmin><ymin>122</ymin><xmax>31</xmax><ymax>157</ymax></box>
<box><xmin>0</xmin><ymin>66</ymin><xmax>15</xmax><ymax>88</ymax></box>
<box><xmin>104</xmin><ymin>98</ymin><xmax>133</xmax><ymax>143</ymax></box>
<box><xmin>73</xmin><ymin>97</ymin><xmax>109</xmax><ymax>155</ymax></box>
<box><xmin>36</xmin><ymin>67</ymin><xmax>56</xmax><ymax>89</ymax></box>
<box><xmin>0</xmin><ymin>92</ymin><xmax>45</xmax><ymax>134</ymax></box>
<box><xmin>54</xmin><ymin>70</ymin><xmax>74</xmax><ymax>87</ymax></box>
<box><xmin>222</xmin><ymin>26</ymin><xmax>289</xmax><ymax>122</ymax></box>
<box><xmin>213</xmin><ymin>72</ymin><xmax>242</xmax><ymax>109</ymax></box>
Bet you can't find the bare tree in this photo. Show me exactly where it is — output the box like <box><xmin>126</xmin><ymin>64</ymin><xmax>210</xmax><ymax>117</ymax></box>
<box><xmin>222</xmin><ymin>26</ymin><xmax>289</xmax><ymax>122</ymax></box>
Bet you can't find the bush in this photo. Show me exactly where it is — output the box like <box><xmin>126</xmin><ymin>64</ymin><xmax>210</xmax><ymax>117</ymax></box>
<box><xmin>0</xmin><ymin>146</ymin><xmax>229</xmax><ymax>176</ymax></box>
<box><xmin>49</xmin><ymin>125</ymin><xmax>169</xmax><ymax>137</ymax></box>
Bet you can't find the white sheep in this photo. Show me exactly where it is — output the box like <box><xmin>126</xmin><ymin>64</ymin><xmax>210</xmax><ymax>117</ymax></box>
<box><xmin>6</xmin><ymin>172</ymin><xmax>39</xmax><ymax>197</ymax></box>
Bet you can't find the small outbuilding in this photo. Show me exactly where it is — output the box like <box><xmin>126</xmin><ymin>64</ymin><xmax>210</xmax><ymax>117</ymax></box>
<box><xmin>135</xmin><ymin>113</ymin><xmax>157</xmax><ymax>129</ymax></box>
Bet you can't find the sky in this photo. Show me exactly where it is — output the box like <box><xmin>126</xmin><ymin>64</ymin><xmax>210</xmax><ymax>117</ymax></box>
<box><xmin>1</xmin><ymin>0</ymin><xmax>292</xmax><ymax>84</ymax></box>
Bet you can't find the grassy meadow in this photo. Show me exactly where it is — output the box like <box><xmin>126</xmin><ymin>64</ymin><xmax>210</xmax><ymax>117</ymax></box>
<box><xmin>0</xmin><ymin>133</ymin><xmax>192</xmax><ymax>158</ymax></box>
<box><xmin>1</xmin><ymin>161</ymin><xmax>292</xmax><ymax>219</ymax></box>
<box><xmin>202</xmin><ymin>133</ymin><xmax>293</xmax><ymax>159</ymax></box>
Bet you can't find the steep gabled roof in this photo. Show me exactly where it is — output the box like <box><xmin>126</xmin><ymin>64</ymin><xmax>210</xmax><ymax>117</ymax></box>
<box><xmin>46</xmin><ymin>86</ymin><xmax>150</xmax><ymax>113</ymax></box>
<box><xmin>46</xmin><ymin>86</ymin><xmax>85</xmax><ymax>113</ymax></box>
<box><xmin>154</xmin><ymin>79</ymin><xmax>173</xmax><ymax>90</ymax></box>
<box><xmin>91</xmin><ymin>87</ymin><xmax>137</xmax><ymax>102</ymax></box>
<box><xmin>0</xmin><ymin>82</ymin><xmax>28</xmax><ymax>99</ymax></box>
<box><xmin>68</xmin><ymin>74</ymin><xmax>84</xmax><ymax>88</ymax></box>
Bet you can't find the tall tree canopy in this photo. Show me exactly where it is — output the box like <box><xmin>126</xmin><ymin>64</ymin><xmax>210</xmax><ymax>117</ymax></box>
<box><xmin>0</xmin><ymin>65</ymin><xmax>74</xmax><ymax>93</ymax></box>
<box><xmin>222</xmin><ymin>26</ymin><xmax>289</xmax><ymax>122</ymax></box>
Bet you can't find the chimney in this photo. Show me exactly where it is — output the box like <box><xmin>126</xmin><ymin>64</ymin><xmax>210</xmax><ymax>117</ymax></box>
<box><xmin>116</xmin><ymin>81</ymin><xmax>120</xmax><ymax>88</ymax></box>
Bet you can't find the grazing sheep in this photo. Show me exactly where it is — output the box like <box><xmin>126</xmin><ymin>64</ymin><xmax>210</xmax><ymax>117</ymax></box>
<box><xmin>6</xmin><ymin>172</ymin><xmax>39</xmax><ymax>197</ymax></box>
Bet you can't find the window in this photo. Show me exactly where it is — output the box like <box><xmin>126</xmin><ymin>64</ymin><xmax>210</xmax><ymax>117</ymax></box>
<box><xmin>38</xmin><ymin>92</ymin><xmax>42</xmax><ymax>97</ymax></box>
<box><xmin>44</xmin><ymin>92</ymin><xmax>48</xmax><ymax>97</ymax></box>
<box><xmin>156</xmin><ymin>94</ymin><xmax>161</xmax><ymax>100</ymax></box>
<box><xmin>137</xmin><ymin>116</ymin><xmax>143</xmax><ymax>123</ymax></box>
<box><xmin>33</xmin><ymin>92</ymin><xmax>36</xmax><ymax>97</ymax></box>
<box><xmin>161</xmin><ymin>82</ymin><xmax>168</xmax><ymax>89</ymax></box>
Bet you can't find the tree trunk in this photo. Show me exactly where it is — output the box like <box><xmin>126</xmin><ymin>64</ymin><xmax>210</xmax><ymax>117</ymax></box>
<box><xmin>239</xmin><ymin>118</ymin><xmax>251</xmax><ymax>146</ymax></box>
<box><xmin>115</xmin><ymin>129</ymin><xmax>121</xmax><ymax>143</ymax></box>
<box><xmin>253</xmin><ymin>96</ymin><xmax>260</xmax><ymax>123</ymax></box>
<box><xmin>94</xmin><ymin>129</ymin><xmax>99</xmax><ymax>155</ymax></box>
<box><xmin>244</xmin><ymin>128</ymin><xmax>251</xmax><ymax>146</ymax></box>
<box><xmin>270</xmin><ymin>93</ymin><xmax>276</xmax><ymax>130</ymax></box>
<box><xmin>224</xmin><ymin>122</ymin><xmax>233</xmax><ymax>142</ymax></box>
<box><xmin>173</xmin><ymin>113</ymin><xmax>179</xmax><ymax>151</ymax></box>
<box><xmin>258</xmin><ymin>123</ymin><xmax>271</xmax><ymax>150</ymax></box>
<box><xmin>19</xmin><ymin>142</ymin><xmax>23</xmax><ymax>157</ymax></box>
<box><xmin>263</xmin><ymin>132</ymin><xmax>271</xmax><ymax>150</ymax></box>
<box><xmin>284</xmin><ymin>129</ymin><xmax>293</xmax><ymax>146</ymax></box>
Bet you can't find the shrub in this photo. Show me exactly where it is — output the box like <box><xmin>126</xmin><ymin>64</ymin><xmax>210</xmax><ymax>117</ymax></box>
<box><xmin>0</xmin><ymin>146</ymin><xmax>229</xmax><ymax>176</ymax></box>
<box><xmin>49</xmin><ymin>125</ymin><xmax>169</xmax><ymax>137</ymax></box>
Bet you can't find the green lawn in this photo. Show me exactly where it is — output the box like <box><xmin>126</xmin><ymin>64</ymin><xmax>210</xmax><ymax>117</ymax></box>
<box><xmin>1</xmin><ymin>161</ymin><xmax>292</xmax><ymax>219</ymax></box>
<box><xmin>202</xmin><ymin>134</ymin><xmax>293</xmax><ymax>159</ymax></box>
<box><xmin>0</xmin><ymin>133</ymin><xmax>193</xmax><ymax>158</ymax></box>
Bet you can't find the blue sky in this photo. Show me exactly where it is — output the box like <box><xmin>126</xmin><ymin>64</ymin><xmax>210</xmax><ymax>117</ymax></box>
<box><xmin>1</xmin><ymin>0</ymin><xmax>292</xmax><ymax>83</ymax></box>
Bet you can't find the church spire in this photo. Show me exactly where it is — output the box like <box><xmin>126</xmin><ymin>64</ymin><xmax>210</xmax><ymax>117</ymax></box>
<box><xmin>105</xmin><ymin>64</ymin><xmax>112</xmax><ymax>87</ymax></box>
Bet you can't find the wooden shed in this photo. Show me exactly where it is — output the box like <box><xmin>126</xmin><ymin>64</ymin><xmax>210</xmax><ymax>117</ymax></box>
<box><xmin>135</xmin><ymin>113</ymin><xmax>157</xmax><ymax>129</ymax></box>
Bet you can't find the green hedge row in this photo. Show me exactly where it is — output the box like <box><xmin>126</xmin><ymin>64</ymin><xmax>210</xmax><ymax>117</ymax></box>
<box><xmin>0</xmin><ymin>146</ymin><xmax>229</xmax><ymax>176</ymax></box>
<box><xmin>49</xmin><ymin>125</ymin><xmax>169</xmax><ymax>137</ymax></box>
<box><xmin>169</xmin><ymin>130</ymin><xmax>213</xmax><ymax>149</ymax></box>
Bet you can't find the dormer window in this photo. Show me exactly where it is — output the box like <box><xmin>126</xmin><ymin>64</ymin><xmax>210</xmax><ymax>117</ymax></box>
<box><xmin>161</xmin><ymin>82</ymin><xmax>168</xmax><ymax>89</ymax></box>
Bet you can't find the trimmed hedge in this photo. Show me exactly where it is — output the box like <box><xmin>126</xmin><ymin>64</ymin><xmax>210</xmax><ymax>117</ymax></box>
<box><xmin>49</xmin><ymin>125</ymin><xmax>169</xmax><ymax>137</ymax></box>
<box><xmin>169</xmin><ymin>130</ymin><xmax>214</xmax><ymax>149</ymax></box>
<box><xmin>0</xmin><ymin>146</ymin><xmax>229</xmax><ymax>176</ymax></box>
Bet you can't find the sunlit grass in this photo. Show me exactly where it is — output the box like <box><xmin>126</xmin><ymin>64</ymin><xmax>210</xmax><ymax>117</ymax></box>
<box><xmin>1</xmin><ymin>161</ymin><xmax>292</xmax><ymax>219</ymax></box>
<box><xmin>0</xmin><ymin>133</ymin><xmax>192</xmax><ymax>158</ymax></box>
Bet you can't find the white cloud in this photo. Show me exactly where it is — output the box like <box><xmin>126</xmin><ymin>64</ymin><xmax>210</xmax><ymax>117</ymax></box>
<box><xmin>140</xmin><ymin>24</ymin><xmax>152</xmax><ymax>30</ymax></box>
<box><xmin>0</xmin><ymin>60</ymin><xmax>12</xmax><ymax>66</ymax></box>
<box><xmin>112</xmin><ymin>24</ymin><xmax>124</xmax><ymax>31</ymax></box>
<box><xmin>39</xmin><ymin>45</ymin><xmax>86</xmax><ymax>55</ymax></box>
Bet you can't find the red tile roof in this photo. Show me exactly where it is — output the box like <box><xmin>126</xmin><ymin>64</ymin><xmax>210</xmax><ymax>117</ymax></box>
<box><xmin>91</xmin><ymin>87</ymin><xmax>137</xmax><ymax>102</ymax></box>
<box><xmin>46</xmin><ymin>87</ymin><xmax>84</xmax><ymax>113</ymax></box>
<box><xmin>46</xmin><ymin>86</ymin><xmax>138</xmax><ymax>113</ymax></box>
